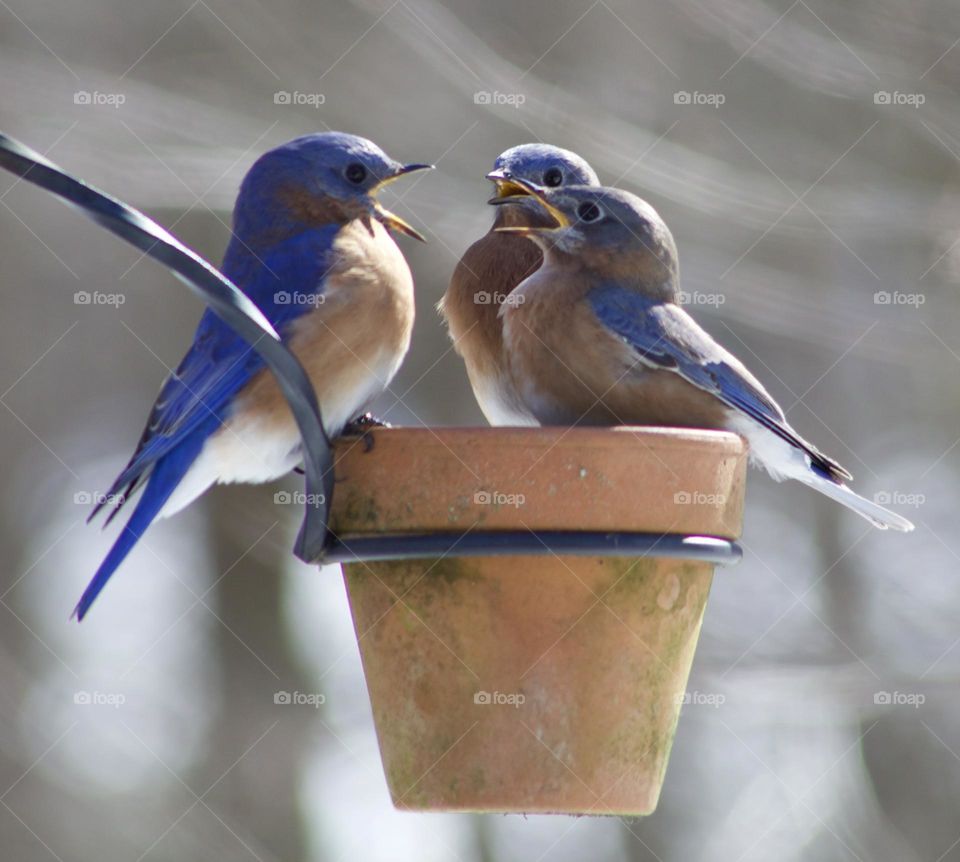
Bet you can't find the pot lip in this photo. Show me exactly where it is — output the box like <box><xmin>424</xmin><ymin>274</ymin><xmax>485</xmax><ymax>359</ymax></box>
<box><xmin>338</xmin><ymin>425</ymin><xmax>746</xmax><ymax>453</ymax></box>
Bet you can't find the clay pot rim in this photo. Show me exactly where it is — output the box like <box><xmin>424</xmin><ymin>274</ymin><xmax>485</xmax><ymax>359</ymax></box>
<box><xmin>339</xmin><ymin>424</ymin><xmax>747</xmax><ymax>453</ymax></box>
<box><xmin>332</xmin><ymin>424</ymin><xmax>749</xmax><ymax>540</ymax></box>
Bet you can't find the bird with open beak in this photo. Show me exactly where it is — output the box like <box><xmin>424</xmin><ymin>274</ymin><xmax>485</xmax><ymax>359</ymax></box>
<box><xmin>493</xmin><ymin>177</ymin><xmax>914</xmax><ymax>532</ymax></box>
<box><xmin>439</xmin><ymin>144</ymin><xmax>599</xmax><ymax>425</ymax></box>
<box><xmin>76</xmin><ymin>132</ymin><xmax>433</xmax><ymax>618</ymax></box>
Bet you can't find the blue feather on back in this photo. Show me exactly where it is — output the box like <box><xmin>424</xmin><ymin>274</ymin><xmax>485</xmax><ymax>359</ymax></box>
<box><xmin>588</xmin><ymin>283</ymin><xmax>849</xmax><ymax>482</ymax></box>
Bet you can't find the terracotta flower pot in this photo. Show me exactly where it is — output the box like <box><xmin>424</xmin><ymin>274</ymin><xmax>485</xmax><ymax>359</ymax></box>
<box><xmin>328</xmin><ymin>426</ymin><xmax>747</xmax><ymax>815</ymax></box>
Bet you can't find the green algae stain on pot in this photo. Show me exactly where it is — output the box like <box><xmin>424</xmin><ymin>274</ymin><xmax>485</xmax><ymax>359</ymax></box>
<box><xmin>601</xmin><ymin>556</ymin><xmax>676</xmax><ymax>615</ymax></box>
<box><xmin>383</xmin><ymin>747</ymin><xmax>419</xmax><ymax>806</ymax></box>
<box><xmin>331</xmin><ymin>490</ymin><xmax>382</xmax><ymax>532</ymax></box>
<box><xmin>576</xmin><ymin>556</ymin><xmax>714</xmax><ymax>797</ymax></box>
<box><xmin>332</xmin><ymin>488</ymin><xmax>420</xmax><ymax>535</ymax></box>
<box><xmin>348</xmin><ymin>555</ymin><xmax>482</xmax><ymax>600</ymax></box>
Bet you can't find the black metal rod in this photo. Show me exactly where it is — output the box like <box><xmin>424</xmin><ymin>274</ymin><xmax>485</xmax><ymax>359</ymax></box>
<box><xmin>323</xmin><ymin>531</ymin><xmax>741</xmax><ymax>566</ymax></box>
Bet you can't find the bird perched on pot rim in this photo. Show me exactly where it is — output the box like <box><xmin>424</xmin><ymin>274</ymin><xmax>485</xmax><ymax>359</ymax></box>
<box><xmin>492</xmin><ymin>178</ymin><xmax>914</xmax><ymax>531</ymax></box>
<box><xmin>439</xmin><ymin>144</ymin><xmax>599</xmax><ymax>425</ymax></box>
<box><xmin>76</xmin><ymin>132</ymin><xmax>433</xmax><ymax>618</ymax></box>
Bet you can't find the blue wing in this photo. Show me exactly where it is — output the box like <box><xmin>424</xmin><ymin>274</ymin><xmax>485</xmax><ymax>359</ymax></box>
<box><xmin>94</xmin><ymin>312</ymin><xmax>261</xmax><ymax>521</ymax></box>
<box><xmin>96</xmin><ymin>227</ymin><xmax>341</xmax><ymax>522</ymax></box>
<box><xmin>588</xmin><ymin>283</ymin><xmax>850</xmax><ymax>482</ymax></box>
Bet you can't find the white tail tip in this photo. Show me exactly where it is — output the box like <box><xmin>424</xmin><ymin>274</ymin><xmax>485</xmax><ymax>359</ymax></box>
<box><xmin>797</xmin><ymin>472</ymin><xmax>915</xmax><ymax>532</ymax></box>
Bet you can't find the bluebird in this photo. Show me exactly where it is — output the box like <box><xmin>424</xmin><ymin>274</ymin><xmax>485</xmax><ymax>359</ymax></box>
<box><xmin>493</xmin><ymin>179</ymin><xmax>914</xmax><ymax>531</ymax></box>
<box><xmin>439</xmin><ymin>144</ymin><xmax>599</xmax><ymax>425</ymax></box>
<box><xmin>75</xmin><ymin>132</ymin><xmax>433</xmax><ymax>617</ymax></box>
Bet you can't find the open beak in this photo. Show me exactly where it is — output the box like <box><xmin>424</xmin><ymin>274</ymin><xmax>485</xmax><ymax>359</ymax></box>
<box><xmin>372</xmin><ymin>163</ymin><xmax>434</xmax><ymax>242</ymax></box>
<box><xmin>486</xmin><ymin>168</ymin><xmax>535</xmax><ymax>203</ymax></box>
<box><xmin>489</xmin><ymin>175</ymin><xmax>570</xmax><ymax>236</ymax></box>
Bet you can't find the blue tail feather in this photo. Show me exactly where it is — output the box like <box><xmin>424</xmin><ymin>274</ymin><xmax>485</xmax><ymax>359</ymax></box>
<box><xmin>74</xmin><ymin>427</ymin><xmax>210</xmax><ymax>620</ymax></box>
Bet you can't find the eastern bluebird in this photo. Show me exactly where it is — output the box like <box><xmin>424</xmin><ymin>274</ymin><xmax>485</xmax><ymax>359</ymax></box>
<box><xmin>493</xmin><ymin>179</ymin><xmax>914</xmax><ymax>531</ymax></box>
<box><xmin>439</xmin><ymin>144</ymin><xmax>599</xmax><ymax>425</ymax></box>
<box><xmin>76</xmin><ymin>132</ymin><xmax>432</xmax><ymax>617</ymax></box>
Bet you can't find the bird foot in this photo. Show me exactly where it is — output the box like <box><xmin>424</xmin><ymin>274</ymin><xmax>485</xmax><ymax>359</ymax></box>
<box><xmin>343</xmin><ymin>413</ymin><xmax>391</xmax><ymax>434</ymax></box>
<box><xmin>342</xmin><ymin>413</ymin><xmax>390</xmax><ymax>452</ymax></box>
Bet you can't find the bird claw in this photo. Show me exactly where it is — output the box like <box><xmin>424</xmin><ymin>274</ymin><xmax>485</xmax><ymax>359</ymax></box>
<box><xmin>343</xmin><ymin>412</ymin><xmax>390</xmax><ymax>433</ymax></box>
<box><xmin>342</xmin><ymin>413</ymin><xmax>389</xmax><ymax>452</ymax></box>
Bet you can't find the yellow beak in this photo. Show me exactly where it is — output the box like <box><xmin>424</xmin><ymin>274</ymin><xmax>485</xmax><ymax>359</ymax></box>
<box><xmin>486</xmin><ymin>169</ymin><xmax>536</xmax><ymax>202</ymax></box>
<box><xmin>489</xmin><ymin>175</ymin><xmax>570</xmax><ymax>234</ymax></box>
<box><xmin>373</xmin><ymin>203</ymin><xmax>427</xmax><ymax>242</ymax></box>
<box><xmin>372</xmin><ymin>163</ymin><xmax>434</xmax><ymax>242</ymax></box>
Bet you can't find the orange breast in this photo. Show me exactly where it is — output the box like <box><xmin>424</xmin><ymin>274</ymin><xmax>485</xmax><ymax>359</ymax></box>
<box><xmin>503</xmin><ymin>268</ymin><xmax>727</xmax><ymax>429</ymax></box>
<box><xmin>233</xmin><ymin>217</ymin><xmax>415</xmax><ymax>436</ymax></box>
<box><xmin>440</xmin><ymin>230</ymin><xmax>541</xmax><ymax>380</ymax></box>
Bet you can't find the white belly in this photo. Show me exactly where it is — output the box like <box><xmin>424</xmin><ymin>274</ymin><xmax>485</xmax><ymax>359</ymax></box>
<box><xmin>158</xmin><ymin>347</ymin><xmax>401</xmax><ymax>518</ymax></box>
<box><xmin>471</xmin><ymin>370</ymin><xmax>539</xmax><ymax>427</ymax></box>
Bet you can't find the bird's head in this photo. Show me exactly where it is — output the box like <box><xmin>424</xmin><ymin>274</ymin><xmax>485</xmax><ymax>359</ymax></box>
<box><xmin>485</xmin><ymin>144</ymin><xmax>598</xmax><ymax>227</ymax></box>
<box><xmin>492</xmin><ymin>180</ymin><xmax>679</xmax><ymax>298</ymax></box>
<box><xmin>234</xmin><ymin>132</ymin><xmax>433</xmax><ymax>242</ymax></box>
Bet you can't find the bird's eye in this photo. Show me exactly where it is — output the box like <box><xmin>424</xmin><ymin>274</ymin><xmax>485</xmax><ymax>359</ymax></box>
<box><xmin>344</xmin><ymin>163</ymin><xmax>367</xmax><ymax>184</ymax></box>
<box><xmin>543</xmin><ymin>167</ymin><xmax>563</xmax><ymax>187</ymax></box>
<box><xmin>577</xmin><ymin>201</ymin><xmax>602</xmax><ymax>222</ymax></box>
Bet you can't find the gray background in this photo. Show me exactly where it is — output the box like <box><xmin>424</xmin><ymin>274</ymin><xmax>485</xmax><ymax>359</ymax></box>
<box><xmin>0</xmin><ymin>0</ymin><xmax>958</xmax><ymax>859</ymax></box>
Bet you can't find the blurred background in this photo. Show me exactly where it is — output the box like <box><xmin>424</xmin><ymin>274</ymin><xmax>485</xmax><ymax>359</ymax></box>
<box><xmin>1</xmin><ymin>0</ymin><xmax>958</xmax><ymax>859</ymax></box>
